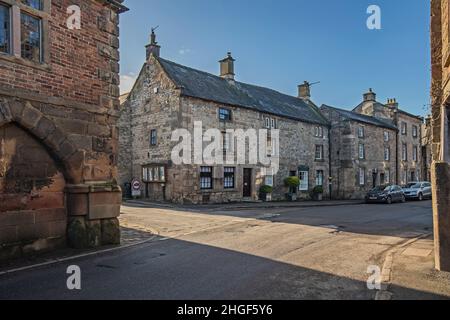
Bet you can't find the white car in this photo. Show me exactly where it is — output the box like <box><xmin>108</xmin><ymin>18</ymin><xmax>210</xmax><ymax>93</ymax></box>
<box><xmin>402</xmin><ymin>182</ymin><xmax>432</xmax><ymax>201</ymax></box>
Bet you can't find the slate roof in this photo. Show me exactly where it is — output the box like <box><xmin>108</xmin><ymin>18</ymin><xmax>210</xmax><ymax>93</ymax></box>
<box><xmin>321</xmin><ymin>104</ymin><xmax>398</xmax><ymax>130</ymax></box>
<box><xmin>158</xmin><ymin>58</ymin><xmax>329</xmax><ymax>126</ymax></box>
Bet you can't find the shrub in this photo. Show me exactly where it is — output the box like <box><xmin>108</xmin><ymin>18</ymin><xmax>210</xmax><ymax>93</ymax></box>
<box><xmin>259</xmin><ymin>185</ymin><xmax>274</xmax><ymax>194</ymax></box>
<box><xmin>284</xmin><ymin>176</ymin><xmax>300</xmax><ymax>188</ymax></box>
<box><xmin>312</xmin><ymin>186</ymin><xmax>324</xmax><ymax>194</ymax></box>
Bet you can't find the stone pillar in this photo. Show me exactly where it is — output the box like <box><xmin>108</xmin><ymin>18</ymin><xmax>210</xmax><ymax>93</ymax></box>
<box><xmin>66</xmin><ymin>184</ymin><xmax>122</xmax><ymax>248</ymax></box>
<box><xmin>431</xmin><ymin>162</ymin><xmax>450</xmax><ymax>272</ymax></box>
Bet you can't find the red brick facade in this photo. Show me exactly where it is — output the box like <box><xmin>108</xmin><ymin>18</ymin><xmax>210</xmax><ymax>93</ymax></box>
<box><xmin>0</xmin><ymin>0</ymin><xmax>128</xmax><ymax>260</ymax></box>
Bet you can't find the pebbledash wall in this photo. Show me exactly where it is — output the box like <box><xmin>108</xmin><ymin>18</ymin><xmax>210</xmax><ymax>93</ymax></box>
<box><xmin>0</xmin><ymin>0</ymin><xmax>128</xmax><ymax>260</ymax></box>
<box><xmin>119</xmin><ymin>54</ymin><xmax>330</xmax><ymax>204</ymax></box>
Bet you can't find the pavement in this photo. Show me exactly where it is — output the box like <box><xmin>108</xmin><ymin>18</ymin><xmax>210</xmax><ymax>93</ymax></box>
<box><xmin>0</xmin><ymin>200</ymin><xmax>449</xmax><ymax>300</ymax></box>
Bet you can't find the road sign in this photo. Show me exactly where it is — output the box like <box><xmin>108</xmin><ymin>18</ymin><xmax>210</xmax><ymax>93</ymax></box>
<box><xmin>131</xmin><ymin>179</ymin><xmax>141</xmax><ymax>197</ymax></box>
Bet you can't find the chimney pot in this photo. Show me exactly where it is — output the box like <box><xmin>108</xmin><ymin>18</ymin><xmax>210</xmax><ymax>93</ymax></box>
<box><xmin>363</xmin><ymin>88</ymin><xmax>376</xmax><ymax>102</ymax></box>
<box><xmin>298</xmin><ymin>81</ymin><xmax>311</xmax><ymax>99</ymax></box>
<box><xmin>146</xmin><ymin>28</ymin><xmax>161</xmax><ymax>60</ymax></box>
<box><xmin>219</xmin><ymin>52</ymin><xmax>235</xmax><ymax>80</ymax></box>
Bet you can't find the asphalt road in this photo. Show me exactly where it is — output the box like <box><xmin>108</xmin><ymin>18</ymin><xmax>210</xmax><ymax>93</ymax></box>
<box><xmin>0</xmin><ymin>201</ymin><xmax>435</xmax><ymax>300</ymax></box>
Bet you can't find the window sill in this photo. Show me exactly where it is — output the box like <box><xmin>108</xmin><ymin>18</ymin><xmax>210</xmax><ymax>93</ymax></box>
<box><xmin>0</xmin><ymin>53</ymin><xmax>51</xmax><ymax>72</ymax></box>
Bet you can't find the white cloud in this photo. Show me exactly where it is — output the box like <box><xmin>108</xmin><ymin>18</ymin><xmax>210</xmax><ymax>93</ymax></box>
<box><xmin>120</xmin><ymin>73</ymin><xmax>137</xmax><ymax>94</ymax></box>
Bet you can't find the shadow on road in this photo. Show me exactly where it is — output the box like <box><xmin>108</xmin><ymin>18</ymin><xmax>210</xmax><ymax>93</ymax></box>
<box><xmin>0</xmin><ymin>224</ymin><xmax>447</xmax><ymax>300</ymax></box>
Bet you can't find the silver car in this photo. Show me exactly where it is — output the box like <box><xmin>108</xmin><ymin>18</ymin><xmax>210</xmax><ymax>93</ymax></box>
<box><xmin>402</xmin><ymin>182</ymin><xmax>432</xmax><ymax>201</ymax></box>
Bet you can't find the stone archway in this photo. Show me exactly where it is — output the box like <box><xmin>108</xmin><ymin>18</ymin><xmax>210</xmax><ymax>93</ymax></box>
<box><xmin>0</xmin><ymin>123</ymin><xmax>67</xmax><ymax>257</ymax></box>
<box><xmin>1</xmin><ymin>98</ymin><xmax>122</xmax><ymax>259</ymax></box>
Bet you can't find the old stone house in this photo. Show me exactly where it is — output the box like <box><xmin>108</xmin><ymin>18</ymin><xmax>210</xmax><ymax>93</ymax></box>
<box><xmin>353</xmin><ymin>89</ymin><xmax>424</xmax><ymax>184</ymax></box>
<box><xmin>320</xmin><ymin>105</ymin><xmax>398</xmax><ymax>199</ymax></box>
<box><xmin>0</xmin><ymin>0</ymin><xmax>128</xmax><ymax>260</ymax></box>
<box><xmin>430</xmin><ymin>0</ymin><xmax>450</xmax><ymax>271</ymax></box>
<box><xmin>118</xmin><ymin>33</ymin><xmax>330</xmax><ymax>204</ymax></box>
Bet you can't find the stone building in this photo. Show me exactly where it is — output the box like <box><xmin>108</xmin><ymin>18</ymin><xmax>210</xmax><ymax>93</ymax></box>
<box><xmin>118</xmin><ymin>34</ymin><xmax>330</xmax><ymax>204</ymax></box>
<box><xmin>430</xmin><ymin>0</ymin><xmax>450</xmax><ymax>271</ymax></box>
<box><xmin>320</xmin><ymin>105</ymin><xmax>398</xmax><ymax>199</ymax></box>
<box><xmin>353</xmin><ymin>89</ymin><xmax>424</xmax><ymax>184</ymax></box>
<box><xmin>0</xmin><ymin>0</ymin><xmax>128</xmax><ymax>260</ymax></box>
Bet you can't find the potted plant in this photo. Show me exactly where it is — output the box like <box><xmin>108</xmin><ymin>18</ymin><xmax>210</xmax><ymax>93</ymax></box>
<box><xmin>284</xmin><ymin>176</ymin><xmax>300</xmax><ymax>201</ymax></box>
<box><xmin>311</xmin><ymin>186</ymin><xmax>324</xmax><ymax>201</ymax></box>
<box><xmin>259</xmin><ymin>185</ymin><xmax>273</xmax><ymax>202</ymax></box>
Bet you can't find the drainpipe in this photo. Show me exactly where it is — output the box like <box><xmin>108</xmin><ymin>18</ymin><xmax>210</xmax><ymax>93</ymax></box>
<box><xmin>328</xmin><ymin>123</ymin><xmax>332</xmax><ymax>200</ymax></box>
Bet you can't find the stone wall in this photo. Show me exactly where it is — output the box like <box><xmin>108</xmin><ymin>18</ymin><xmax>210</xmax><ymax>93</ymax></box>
<box><xmin>119</xmin><ymin>57</ymin><xmax>330</xmax><ymax>204</ymax></box>
<box><xmin>321</xmin><ymin>106</ymin><xmax>397</xmax><ymax>200</ymax></box>
<box><xmin>0</xmin><ymin>0</ymin><xmax>127</xmax><ymax>260</ymax></box>
<box><xmin>431</xmin><ymin>0</ymin><xmax>450</xmax><ymax>272</ymax></box>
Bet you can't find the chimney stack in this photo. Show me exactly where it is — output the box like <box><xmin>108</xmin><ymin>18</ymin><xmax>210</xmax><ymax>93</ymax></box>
<box><xmin>219</xmin><ymin>52</ymin><xmax>235</xmax><ymax>81</ymax></box>
<box><xmin>363</xmin><ymin>88</ymin><xmax>376</xmax><ymax>102</ymax></box>
<box><xmin>146</xmin><ymin>28</ymin><xmax>161</xmax><ymax>60</ymax></box>
<box><xmin>386</xmin><ymin>98</ymin><xmax>399</xmax><ymax>109</ymax></box>
<box><xmin>298</xmin><ymin>81</ymin><xmax>311</xmax><ymax>100</ymax></box>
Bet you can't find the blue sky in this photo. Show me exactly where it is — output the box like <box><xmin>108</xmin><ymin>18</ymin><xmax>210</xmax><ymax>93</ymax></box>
<box><xmin>119</xmin><ymin>0</ymin><xmax>430</xmax><ymax>116</ymax></box>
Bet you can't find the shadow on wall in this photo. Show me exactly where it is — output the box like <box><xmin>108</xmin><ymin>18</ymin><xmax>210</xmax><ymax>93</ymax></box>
<box><xmin>0</xmin><ymin>123</ymin><xmax>67</xmax><ymax>259</ymax></box>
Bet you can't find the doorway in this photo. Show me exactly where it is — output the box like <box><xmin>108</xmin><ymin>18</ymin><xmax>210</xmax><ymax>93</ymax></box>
<box><xmin>243</xmin><ymin>168</ymin><xmax>252</xmax><ymax>198</ymax></box>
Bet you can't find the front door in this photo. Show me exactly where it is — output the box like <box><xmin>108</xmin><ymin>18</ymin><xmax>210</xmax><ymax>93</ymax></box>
<box><xmin>243</xmin><ymin>168</ymin><xmax>252</xmax><ymax>198</ymax></box>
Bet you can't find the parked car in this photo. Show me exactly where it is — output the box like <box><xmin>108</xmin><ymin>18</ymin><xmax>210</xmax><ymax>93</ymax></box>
<box><xmin>402</xmin><ymin>182</ymin><xmax>432</xmax><ymax>201</ymax></box>
<box><xmin>365</xmin><ymin>185</ymin><xmax>406</xmax><ymax>204</ymax></box>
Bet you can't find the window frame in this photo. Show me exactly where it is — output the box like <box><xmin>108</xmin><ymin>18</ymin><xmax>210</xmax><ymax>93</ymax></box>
<box><xmin>401</xmin><ymin>122</ymin><xmax>407</xmax><ymax>135</ymax></box>
<box><xmin>359</xmin><ymin>168</ymin><xmax>365</xmax><ymax>186</ymax></box>
<box><xmin>299</xmin><ymin>170</ymin><xmax>309</xmax><ymax>191</ymax></box>
<box><xmin>358</xmin><ymin>143</ymin><xmax>365</xmax><ymax>160</ymax></box>
<box><xmin>384</xmin><ymin>147</ymin><xmax>390</xmax><ymax>161</ymax></box>
<box><xmin>150</xmin><ymin>129</ymin><xmax>157</xmax><ymax>146</ymax></box>
<box><xmin>315</xmin><ymin>145</ymin><xmax>324</xmax><ymax>160</ymax></box>
<box><xmin>315</xmin><ymin>170</ymin><xmax>324</xmax><ymax>187</ymax></box>
<box><xmin>200</xmin><ymin>166</ymin><xmax>213</xmax><ymax>190</ymax></box>
<box><xmin>402</xmin><ymin>143</ymin><xmax>408</xmax><ymax>161</ymax></box>
<box><xmin>413</xmin><ymin>145</ymin><xmax>418</xmax><ymax>162</ymax></box>
<box><xmin>0</xmin><ymin>3</ymin><xmax>11</xmax><ymax>55</ymax></box>
<box><xmin>412</xmin><ymin>125</ymin><xmax>418</xmax><ymax>138</ymax></box>
<box><xmin>224</xmin><ymin>167</ymin><xmax>235</xmax><ymax>189</ymax></box>
<box><xmin>358</xmin><ymin>126</ymin><xmax>365</xmax><ymax>138</ymax></box>
<box><xmin>142</xmin><ymin>165</ymin><xmax>166</xmax><ymax>183</ymax></box>
<box><xmin>219</xmin><ymin>108</ymin><xmax>232</xmax><ymax>122</ymax></box>
<box><xmin>384</xmin><ymin>131</ymin><xmax>389</xmax><ymax>142</ymax></box>
<box><xmin>0</xmin><ymin>0</ymin><xmax>50</xmax><ymax>68</ymax></box>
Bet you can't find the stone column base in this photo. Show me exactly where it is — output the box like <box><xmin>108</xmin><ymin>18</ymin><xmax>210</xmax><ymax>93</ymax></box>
<box><xmin>66</xmin><ymin>184</ymin><xmax>122</xmax><ymax>249</ymax></box>
<box><xmin>431</xmin><ymin>162</ymin><xmax>450</xmax><ymax>272</ymax></box>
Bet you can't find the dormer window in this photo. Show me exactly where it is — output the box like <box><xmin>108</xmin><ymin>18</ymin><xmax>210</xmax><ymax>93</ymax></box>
<box><xmin>219</xmin><ymin>108</ymin><xmax>232</xmax><ymax>121</ymax></box>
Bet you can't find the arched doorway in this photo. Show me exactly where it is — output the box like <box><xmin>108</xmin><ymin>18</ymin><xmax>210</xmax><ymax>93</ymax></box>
<box><xmin>0</xmin><ymin>123</ymin><xmax>67</xmax><ymax>256</ymax></box>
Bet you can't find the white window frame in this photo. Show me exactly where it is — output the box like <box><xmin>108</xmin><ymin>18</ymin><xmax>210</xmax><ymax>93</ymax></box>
<box><xmin>359</xmin><ymin>168</ymin><xmax>365</xmax><ymax>186</ymax></box>
<box><xmin>384</xmin><ymin>147</ymin><xmax>390</xmax><ymax>161</ymax></box>
<box><xmin>299</xmin><ymin>171</ymin><xmax>309</xmax><ymax>191</ymax></box>
<box><xmin>358</xmin><ymin>126</ymin><xmax>365</xmax><ymax>138</ymax></box>
<box><xmin>315</xmin><ymin>170</ymin><xmax>324</xmax><ymax>186</ymax></box>
<box><xmin>315</xmin><ymin>145</ymin><xmax>324</xmax><ymax>160</ymax></box>
<box><xmin>359</xmin><ymin>144</ymin><xmax>365</xmax><ymax>160</ymax></box>
<box><xmin>384</xmin><ymin>131</ymin><xmax>389</xmax><ymax>142</ymax></box>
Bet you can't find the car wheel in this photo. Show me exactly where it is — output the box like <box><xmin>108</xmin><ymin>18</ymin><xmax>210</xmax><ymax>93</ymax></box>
<box><xmin>386</xmin><ymin>196</ymin><xmax>392</xmax><ymax>205</ymax></box>
<box><xmin>418</xmin><ymin>193</ymin><xmax>423</xmax><ymax>201</ymax></box>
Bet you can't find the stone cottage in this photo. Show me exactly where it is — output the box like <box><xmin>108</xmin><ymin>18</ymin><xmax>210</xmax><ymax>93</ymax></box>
<box><xmin>321</xmin><ymin>105</ymin><xmax>398</xmax><ymax>199</ymax></box>
<box><xmin>353</xmin><ymin>89</ymin><xmax>424</xmax><ymax>184</ymax></box>
<box><xmin>0</xmin><ymin>0</ymin><xmax>128</xmax><ymax>260</ymax></box>
<box><xmin>118</xmin><ymin>33</ymin><xmax>330</xmax><ymax>204</ymax></box>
